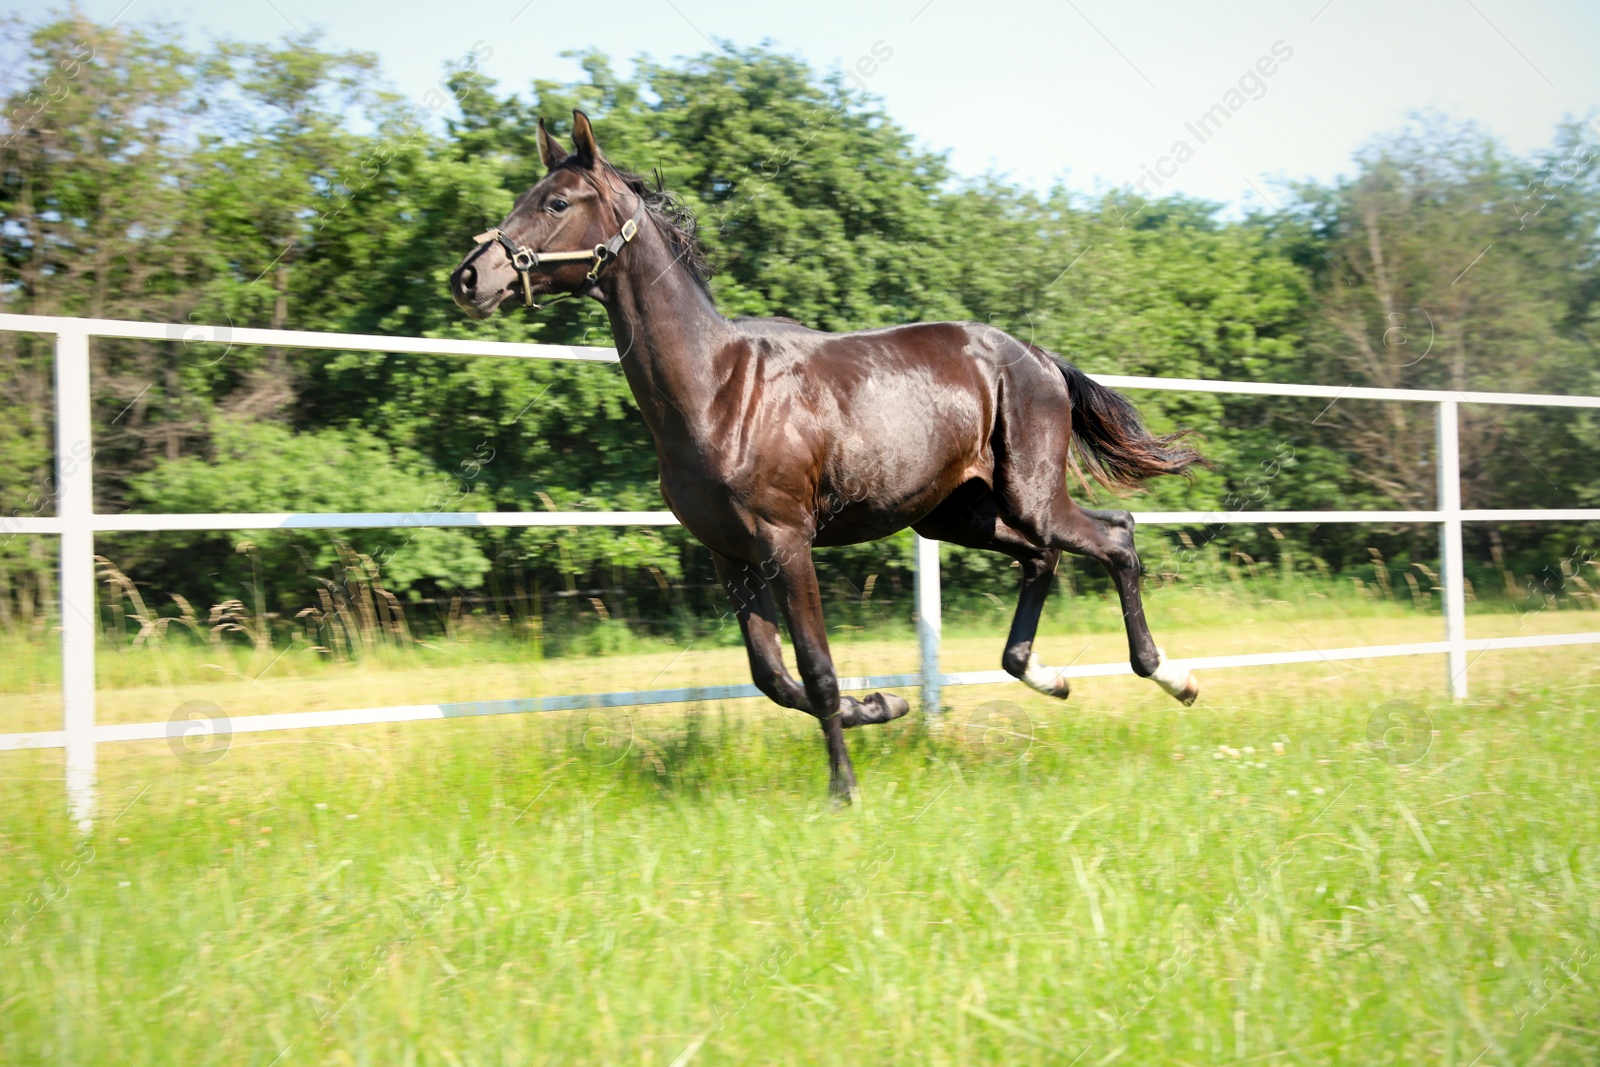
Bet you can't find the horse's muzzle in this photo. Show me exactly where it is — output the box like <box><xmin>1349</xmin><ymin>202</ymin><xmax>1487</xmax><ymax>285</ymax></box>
<box><xmin>449</xmin><ymin>261</ymin><xmax>502</xmax><ymax>319</ymax></box>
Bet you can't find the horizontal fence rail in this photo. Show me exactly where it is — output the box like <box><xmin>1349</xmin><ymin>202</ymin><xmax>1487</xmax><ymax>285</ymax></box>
<box><xmin>9</xmin><ymin>631</ymin><xmax>1600</xmax><ymax>756</ymax></box>
<box><xmin>2</xmin><ymin>313</ymin><xmax>1598</xmax><ymax>827</ymax></box>
<box><xmin>12</xmin><ymin>508</ymin><xmax>1600</xmax><ymax>537</ymax></box>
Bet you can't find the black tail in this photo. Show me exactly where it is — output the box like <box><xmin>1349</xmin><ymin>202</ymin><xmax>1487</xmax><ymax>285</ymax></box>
<box><xmin>1054</xmin><ymin>357</ymin><xmax>1207</xmax><ymax>492</ymax></box>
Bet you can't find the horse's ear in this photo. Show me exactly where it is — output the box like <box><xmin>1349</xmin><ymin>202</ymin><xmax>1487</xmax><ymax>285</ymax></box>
<box><xmin>570</xmin><ymin>109</ymin><xmax>606</xmax><ymax>167</ymax></box>
<box><xmin>536</xmin><ymin>118</ymin><xmax>569</xmax><ymax>171</ymax></box>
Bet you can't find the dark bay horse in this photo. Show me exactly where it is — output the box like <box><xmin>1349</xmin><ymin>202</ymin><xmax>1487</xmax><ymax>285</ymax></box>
<box><xmin>450</xmin><ymin>111</ymin><xmax>1204</xmax><ymax>801</ymax></box>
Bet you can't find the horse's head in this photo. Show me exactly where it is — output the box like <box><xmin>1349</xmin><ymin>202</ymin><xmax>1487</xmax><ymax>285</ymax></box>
<box><xmin>449</xmin><ymin>110</ymin><xmax>640</xmax><ymax>319</ymax></box>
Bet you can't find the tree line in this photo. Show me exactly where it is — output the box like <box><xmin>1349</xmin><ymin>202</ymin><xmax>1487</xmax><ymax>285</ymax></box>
<box><xmin>2</xmin><ymin>12</ymin><xmax>1597</xmax><ymax>637</ymax></box>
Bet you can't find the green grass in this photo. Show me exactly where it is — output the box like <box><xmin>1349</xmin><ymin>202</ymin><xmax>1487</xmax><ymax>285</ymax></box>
<box><xmin>3</xmin><ymin>570</ymin><xmax>1595</xmax><ymax>723</ymax></box>
<box><xmin>3</xmin><ymin>642</ymin><xmax>1600</xmax><ymax>1065</ymax></box>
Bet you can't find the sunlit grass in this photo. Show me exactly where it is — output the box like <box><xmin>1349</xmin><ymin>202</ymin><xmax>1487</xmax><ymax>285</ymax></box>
<box><xmin>3</xmin><ymin>632</ymin><xmax>1600</xmax><ymax>1064</ymax></box>
<box><xmin>3</xmin><ymin>568</ymin><xmax>1598</xmax><ymax>1061</ymax></box>
<box><xmin>5</xmin><ymin>569</ymin><xmax>1599</xmax><ymax>733</ymax></box>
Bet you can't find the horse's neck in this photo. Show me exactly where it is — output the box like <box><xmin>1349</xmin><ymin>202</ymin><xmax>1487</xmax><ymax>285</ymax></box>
<box><xmin>599</xmin><ymin>227</ymin><xmax>729</xmax><ymax>441</ymax></box>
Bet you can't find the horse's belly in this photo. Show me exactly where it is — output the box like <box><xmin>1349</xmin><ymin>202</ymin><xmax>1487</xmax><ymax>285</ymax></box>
<box><xmin>810</xmin><ymin>460</ymin><xmax>982</xmax><ymax>547</ymax></box>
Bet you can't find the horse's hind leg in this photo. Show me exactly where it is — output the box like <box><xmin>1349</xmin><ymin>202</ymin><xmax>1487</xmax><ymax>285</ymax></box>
<box><xmin>1012</xmin><ymin>495</ymin><xmax>1198</xmax><ymax>705</ymax></box>
<box><xmin>1003</xmin><ymin>548</ymin><xmax>1075</xmax><ymax>698</ymax></box>
<box><xmin>913</xmin><ymin>486</ymin><xmax>1074</xmax><ymax>699</ymax></box>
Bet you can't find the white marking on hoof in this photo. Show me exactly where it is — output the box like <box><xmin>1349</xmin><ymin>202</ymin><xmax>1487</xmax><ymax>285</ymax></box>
<box><xmin>1151</xmin><ymin>649</ymin><xmax>1199</xmax><ymax>706</ymax></box>
<box><xmin>1021</xmin><ymin>654</ymin><xmax>1072</xmax><ymax>699</ymax></box>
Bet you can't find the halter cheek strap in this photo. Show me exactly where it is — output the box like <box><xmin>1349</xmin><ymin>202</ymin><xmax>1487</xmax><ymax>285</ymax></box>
<box><xmin>470</xmin><ymin>202</ymin><xmax>646</xmax><ymax>310</ymax></box>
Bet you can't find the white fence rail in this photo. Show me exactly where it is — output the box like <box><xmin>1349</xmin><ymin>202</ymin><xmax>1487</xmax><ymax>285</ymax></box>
<box><xmin>3</xmin><ymin>313</ymin><xmax>1599</xmax><ymax>827</ymax></box>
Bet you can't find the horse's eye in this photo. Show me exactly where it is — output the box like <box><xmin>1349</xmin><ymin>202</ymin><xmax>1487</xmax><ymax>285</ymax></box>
<box><xmin>549</xmin><ymin>198</ymin><xmax>569</xmax><ymax>213</ymax></box>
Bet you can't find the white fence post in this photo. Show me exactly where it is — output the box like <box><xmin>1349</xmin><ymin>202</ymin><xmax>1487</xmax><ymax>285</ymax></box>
<box><xmin>914</xmin><ymin>534</ymin><xmax>942</xmax><ymax>714</ymax></box>
<box><xmin>55</xmin><ymin>326</ymin><xmax>97</xmax><ymax>828</ymax></box>
<box><xmin>1437</xmin><ymin>399</ymin><xmax>1469</xmax><ymax>700</ymax></box>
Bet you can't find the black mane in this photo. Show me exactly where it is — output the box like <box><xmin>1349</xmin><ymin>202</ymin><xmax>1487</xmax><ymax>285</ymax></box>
<box><xmin>602</xmin><ymin>163</ymin><xmax>714</xmax><ymax>299</ymax></box>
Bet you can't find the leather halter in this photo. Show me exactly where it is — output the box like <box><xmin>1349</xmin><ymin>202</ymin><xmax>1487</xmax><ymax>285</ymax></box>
<box><xmin>470</xmin><ymin>201</ymin><xmax>647</xmax><ymax>309</ymax></box>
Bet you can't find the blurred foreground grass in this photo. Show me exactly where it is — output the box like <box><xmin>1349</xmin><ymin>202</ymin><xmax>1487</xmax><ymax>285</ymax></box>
<box><xmin>2</xmin><ymin>615</ymin><xmax>1599</xmax><ymax>1064</ymax></box>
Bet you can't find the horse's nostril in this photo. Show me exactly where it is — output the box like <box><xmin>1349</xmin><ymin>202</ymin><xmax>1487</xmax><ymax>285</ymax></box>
<box><xmin>454</xmin><ymin>265</ymin><xmax>477</xmax><ymax>296</ymax></box>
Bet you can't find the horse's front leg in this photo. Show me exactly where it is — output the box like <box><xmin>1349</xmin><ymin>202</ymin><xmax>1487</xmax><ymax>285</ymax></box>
<box><xmin>711</xmin><ymin>552</ymin><xmax>812</xmax><ymax>710</ymax></box>
<box><xmin>760</xmin><ymin>538</ymin><xmax>860</xmax><ymax>802</ymax></box>
<box><xmin>713</xmin><ymin>552</ymin><xmax>911</xmax><ymax>731</ymax></box>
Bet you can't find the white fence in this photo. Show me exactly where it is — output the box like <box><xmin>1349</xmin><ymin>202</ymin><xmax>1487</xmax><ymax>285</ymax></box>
<box><xmin>2</xmin><ymin>313</ymin><xmax>1599</xmax><ymax>827</ymax></box>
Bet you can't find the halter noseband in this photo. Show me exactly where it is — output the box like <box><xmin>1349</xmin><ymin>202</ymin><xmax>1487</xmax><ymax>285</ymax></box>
<box><xmin>470</xmin><ymin>201</ymin><xmax>647</xmax><ymax>310</ymax></box>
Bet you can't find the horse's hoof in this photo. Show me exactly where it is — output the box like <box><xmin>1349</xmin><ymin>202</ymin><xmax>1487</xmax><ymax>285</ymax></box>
<box><xmin>1020</xmin><ymin>654</ymin><xmax>1073</xmax><ymax>700</ymax></box>
<box><xmin>840</xmin><ymin>692</ymin><xmax>911</xmax><ymax>728</ymax></box>
<box><xmin>1173</xmin><ymin>675</ymin><xmax>1200</xmax><ymax>706</ymax></box>
<box><xmin>1151</xmin><ymin>649</ymin><xmax>1199</xmax><ymax>706</ymax></box>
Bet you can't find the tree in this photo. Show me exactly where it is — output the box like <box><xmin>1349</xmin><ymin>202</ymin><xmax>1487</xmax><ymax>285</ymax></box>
<box><xmin>2</xmin><ymin>10</ymin><xmax>1596</xmax><ymax>633</ymax></box>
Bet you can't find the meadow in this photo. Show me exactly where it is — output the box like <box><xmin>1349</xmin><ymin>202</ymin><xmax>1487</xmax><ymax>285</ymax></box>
<box><xmin>3</xmin><ymin>575</ymin><xmax>1600</xmax><ymax>1065</ymax></box>
<box><xmin>3</xmin><ymin>9</ymin><xmax>1598</xmax><ymax>1061</ymax></box>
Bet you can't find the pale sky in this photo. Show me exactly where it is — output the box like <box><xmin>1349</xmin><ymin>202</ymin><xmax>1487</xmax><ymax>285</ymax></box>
<box><xmin>24</xmin><ymin>0</ymin><xmax>1600</xmax><ymax>209</ymax></box>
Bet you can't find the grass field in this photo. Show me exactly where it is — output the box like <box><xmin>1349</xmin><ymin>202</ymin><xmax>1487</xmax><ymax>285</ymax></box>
<box><xmin>3</xmin><ymin>577</ymin><xmax>1598</xmax><ymax>733</ymax></box>
<box><xmin>3</xmin><ymin>594</ymin><xmax>1600</xmax><ymax>1064</ymax></box>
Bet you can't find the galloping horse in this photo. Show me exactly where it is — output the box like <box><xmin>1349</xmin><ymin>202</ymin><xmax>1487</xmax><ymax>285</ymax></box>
<box><xmin>450</xmin><ymin>112</ymin><xmax>1204</xmax><ymax>801</ymax></box>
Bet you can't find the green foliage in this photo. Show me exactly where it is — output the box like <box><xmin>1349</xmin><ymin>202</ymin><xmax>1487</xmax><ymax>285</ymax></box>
<box><xmin>119</xmin><ymin>418</ymin><xmax>492</xmax><ymax>602</ymax></box>
<box><xmin>1</xmin><ymin>11</ymin><xmax>1597</xmax><ymax>636</ymax></box>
